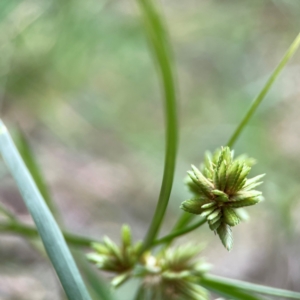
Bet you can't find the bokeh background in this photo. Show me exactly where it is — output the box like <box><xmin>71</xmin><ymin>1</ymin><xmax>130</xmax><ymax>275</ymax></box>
<box><xmin>0</xmin><ymin>0</ymin><xmax>300</xmax><ymax>299</ymax></box>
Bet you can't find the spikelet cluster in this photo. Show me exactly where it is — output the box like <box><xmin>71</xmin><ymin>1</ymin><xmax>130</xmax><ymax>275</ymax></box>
<box><xmin>87</xmin><ymin>226</ymin><xmax>211</xmax><ymax>298</ymax></box>
<box><xmin>180</xmin><ymin>146</ymin><xmax>265</xmax><ymax>251</ymax></box>
<box><xmin>87</xmin><ymin>225</ymin><xmax>142</xmax><ymax>287</ymax></box>
<box><xmin>135</xmin><ymin>244</ymin><xmax>210</xmax><ymax>300</ymax></box>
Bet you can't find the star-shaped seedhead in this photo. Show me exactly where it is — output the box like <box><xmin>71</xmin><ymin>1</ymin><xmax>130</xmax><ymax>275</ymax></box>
<box><xmin>135</xmin><ymin>244</ymin><xmax>211</xmax><ymax>300</ymax></box>
<box><xmin>87</xmin><ymin>225</ymin><xmax>142</xmax><ymax>287</ymax></box>
<box><xmin>180</xmin><ymin>147</ymin><xmax>265</xmax><ymax>251</ymax></box>
<box><xmin>87</xmin><ymin>227</ymin><xmax>211</xmax><ymax>298</ymax></box>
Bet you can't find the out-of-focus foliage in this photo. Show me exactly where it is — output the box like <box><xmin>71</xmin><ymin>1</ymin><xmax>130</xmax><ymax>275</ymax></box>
<box><xmin>1</xmin><ymin>0</ymin><xmax>300</xmax><ymax>299</ymax></box>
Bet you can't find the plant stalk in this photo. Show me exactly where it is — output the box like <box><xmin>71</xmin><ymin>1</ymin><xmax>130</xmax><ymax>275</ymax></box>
<box><xmin>137</xmin><ymin>0</ymin><xmax>178</xmax><ymax>253</ymax></box>
<box><xmin>152</xmin><ymin>218</ymin><xmax>205</xmax><ymax>246</ymax></box>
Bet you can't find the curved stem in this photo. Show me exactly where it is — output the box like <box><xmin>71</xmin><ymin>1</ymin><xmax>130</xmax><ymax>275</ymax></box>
<box><xmin>152</xmin><ymin>217</ymin><xmax>205</xmax><ymax>246</ymax></box>
<box><xmin>137</xmin><ymin>0</ymin><xmax>178</xmax><ymax>253</ymax></box>
<box><xmin>227</xmin><ymin>32</ymin><xmax>300</xmax><ymax>148</ymax></box>
<box><xmin>201</xmin><ymin>274</ymin><xmax>300</xmax><ymax>299</ymax></box>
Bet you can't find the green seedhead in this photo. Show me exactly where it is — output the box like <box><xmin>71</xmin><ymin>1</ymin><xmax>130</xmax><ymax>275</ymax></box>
<box><xmin>181</xmin><ymin>147</ymin><xmax>265</xmax><ymax>251</ymax></box>
<box><xmin>87</xmin><ymin>225</ymin><xmax>142</xmax><ymax>287</ymax></box>
<box><xmin>135</xmin><ymin>244</ymin><xmax>210</xmax><ymax>300</ymax></box>
<box><xmin>88</xmin><ymin>226</ymin><xmax>211</xmax><ymax>299</ymax></box>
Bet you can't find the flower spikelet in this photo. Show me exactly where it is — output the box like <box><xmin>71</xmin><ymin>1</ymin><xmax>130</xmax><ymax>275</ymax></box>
<box><xmin>87</xmin><ymin>225</ymin><xmax>142</xmax><ymax>287</ymax></box>
<box><xmin>135</xmin><ymin>244</ymin><xmax>211</xmax><ymax>300</ymax></box>
<box><xmin>180</xmin><ymin>146</ymin><xmax>265</xmax><ymax>251</ymax></box>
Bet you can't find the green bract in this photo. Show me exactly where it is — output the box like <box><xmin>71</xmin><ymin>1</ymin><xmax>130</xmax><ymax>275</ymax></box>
<box><xmin>181</xmin><ymin>147</ymin><xmax>265</xmax><ymax>251</ymax></box>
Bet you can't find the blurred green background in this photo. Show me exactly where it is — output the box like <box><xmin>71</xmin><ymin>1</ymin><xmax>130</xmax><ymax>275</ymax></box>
<box><xmin>0</xmin><ymin>0</ymin><xmax>300</xmax><ymax>299</ymax></box>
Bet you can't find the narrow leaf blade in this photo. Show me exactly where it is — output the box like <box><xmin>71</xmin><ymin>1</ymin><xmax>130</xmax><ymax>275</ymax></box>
<box><xmin>0</xmin><ymin>120</ymin><xmax>92</xmax><ymax>300</ymax></box>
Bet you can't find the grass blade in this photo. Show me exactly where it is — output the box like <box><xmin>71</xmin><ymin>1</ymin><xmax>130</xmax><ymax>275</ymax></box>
<box><xmin>2</xmin><ymin>124</ymin><xmax>111</xmax><ymax>299</ymax></box>
<box><xmin>227</xmin><ymin>33</ymin><xmax>300</xmax><ymax>147</ymax></box>
<box><xmin>14</xmin><ymin>128</ymin><xmax>61</xmax><ymax>222</ymax></box>
<box><xmin>0</xmin><ymin>120</ymin><xmax>92</xmax><ymax>300</ymax></box>
<box><xmin>201</xmin><ymin>274</ymin><xmax>300</xmax><ymax>299</ymax></box>
<box><xmin>136</xmin><ymin>0</ymin><xmax>178</xmax><ymax>252</ymax></box>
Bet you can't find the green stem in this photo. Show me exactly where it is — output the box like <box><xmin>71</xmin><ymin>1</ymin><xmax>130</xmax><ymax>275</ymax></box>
<box><xmin>153</xmin><ymin>209</ymin><xmax>197</xmax><ymax>249</ymax></box>
<box><xmin>201</xmin><ymin>274</ymin><xmax>300</xmax><ymax>299</ymax></box>
<box><xmin>227</xmin><ymin>32</ymin><xmax>300</xmax><ymax>148</ymax></box>
<box><xmin>137</xmin><ymin>0</ymin><xmax>178</xmax><ymax>253</ymax></box>
<box><xmin>152</xmin><ymin>217</ymin><xmax>205</xmax><ymax>246</ymax></box>
<box><xmin>0</xmin><ymin>221</ymin><xmax>99</xmax><ymax>247</ymax></box>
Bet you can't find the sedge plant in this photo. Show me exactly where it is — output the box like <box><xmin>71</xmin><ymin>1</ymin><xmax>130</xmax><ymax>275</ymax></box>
<box><xmin>0</xmin><ymin>0</ymin><xmax>300</xmax><ymax>299</ymax></box>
